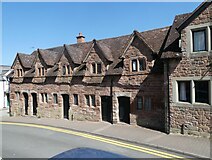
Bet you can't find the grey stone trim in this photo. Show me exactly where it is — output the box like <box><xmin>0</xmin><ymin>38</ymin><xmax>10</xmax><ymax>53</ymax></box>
<box><xmin>184</xmin><ymin>23</ymin><xmax>212</xmax><ymax>56</ymax></box>
<box><xmin>172</xmin><ymin>76</ymin><xmax>212</xmax><ymax>106</ymax></box>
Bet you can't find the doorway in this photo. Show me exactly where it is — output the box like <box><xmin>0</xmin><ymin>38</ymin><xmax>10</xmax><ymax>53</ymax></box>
<box><xmin>118</xmin><ymin>96</ymin><xmax>130</xmax><ymax>124</ymax></box>
<box><xmin>101</xmin><ymin>96</ymin><xmax>112</xmax><ymax>123</ymax></box>
<box><xmin>23</xmin><ymin>93</ymin><xmax>28</xmax><ymax>115</ymax></box>
<box><xmin>62</xmin><ymin>94</ymin><xmax>70</xmax><ymax>119</ymax></box>
<box><xmin>31</xmin><ymin>93</ymin><xmax>38</xmax><ymax>115</ymax></box>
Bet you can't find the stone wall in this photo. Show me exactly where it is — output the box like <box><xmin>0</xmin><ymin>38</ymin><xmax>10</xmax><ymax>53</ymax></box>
<box><xmin>168</xmin><ymin>4</ymin><xmax>212</xmax><ymax>137</ymax></box>
<box><xmin>10</xmin><ymin>36</ymin><xmax>165</xmax><ymax>131</ymax></box>
<box><xmin>170</xmin><ymin>106</ymin><xmax>211</xmax><ymax>138</ymax></box>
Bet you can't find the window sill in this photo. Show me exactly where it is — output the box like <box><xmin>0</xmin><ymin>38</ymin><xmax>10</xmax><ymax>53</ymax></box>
<box><xmin>190</xmin><ymin>51</ymin><xmax>211</xmax><ymax>57</ymax></box>
<box><xmin>172</xmin><ymin>102</ymin><xmax>211</xmax><ymax>108</ymax></box>
<box><xmin>90</xmin><ymin>74</ymin><xmax>103</xmax><ymax>76</ymax></box>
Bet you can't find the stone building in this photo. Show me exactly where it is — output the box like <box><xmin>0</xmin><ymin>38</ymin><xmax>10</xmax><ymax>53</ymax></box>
<box><xmin>10</xmin><ymin>1</ymin><xmax>211</xmax><ymax>137</ymax></box>
<box><xmin>162</xmin><ymin>1</ymin><xmax>211</xmax><ymax>137</ymax></box>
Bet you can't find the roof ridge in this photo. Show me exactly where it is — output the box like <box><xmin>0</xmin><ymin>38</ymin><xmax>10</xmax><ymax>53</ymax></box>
<box><xmin>17</xmin><ymin>52</ymin><xmax>30</xmax><ymax>55</ymax></box>
<box><xmin>42</xmin><ymin>26</ymin><xmax>170</xmax><ymax>52</ymax></box>
<box><xmin>140</xmin><ymin>26</ymin><xmax>170</xmax><ymax>34</ymax></box>
<box><xmin>175</xmin><ymin>12</ymin><xmax>191</xmax><ymax>17</ymax></box>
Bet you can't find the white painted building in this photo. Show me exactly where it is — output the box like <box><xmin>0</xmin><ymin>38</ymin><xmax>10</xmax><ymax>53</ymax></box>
<box><xmin>0</xmin><ymin>65</ymin><xmax>13</xmax><ymax>110</ymax></box>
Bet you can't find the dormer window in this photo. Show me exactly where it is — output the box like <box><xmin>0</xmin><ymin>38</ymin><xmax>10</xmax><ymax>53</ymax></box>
<box><xmin>17</xmin><ymin>69</ymin><xmax>23</xmax><ymax>77</ymax></box>
<box><xmin>62</xmin><ymin>65</ymin><xmax>70</xmax><ymax>75</ymax></box>
<box><xmin>91</xmin><ymin>62</ymin><xmax>102</xmax><ymax>74</ymax></box>
<box><xmin>38</xmin><ymin>67</ymin><xmax>45</xmax><ymax>76</ymax></box>
<box><xmin>131</xmin><ymin>58</ymin><xmax>146</xmax><ymax>72</ymax></box>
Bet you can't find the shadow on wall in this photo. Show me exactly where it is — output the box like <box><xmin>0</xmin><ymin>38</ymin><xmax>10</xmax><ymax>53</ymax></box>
<box><xmin>132</xmin><ymin>73</ymin><xmax>165</xmax><ymax>132</ymax></box>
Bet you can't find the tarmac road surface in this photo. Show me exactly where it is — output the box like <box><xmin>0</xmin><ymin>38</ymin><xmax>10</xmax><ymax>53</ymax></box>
<box><xmin>0</xmin><ymin>122</ymin><xmax>192</xmax><ymax>159</ymax></box>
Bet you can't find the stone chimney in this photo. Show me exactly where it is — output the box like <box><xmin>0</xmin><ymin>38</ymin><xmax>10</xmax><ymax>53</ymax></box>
<box><xmin>76</xmin><ymin>32</ymin><xmax>85</xmax><ymax>43</ymax></box>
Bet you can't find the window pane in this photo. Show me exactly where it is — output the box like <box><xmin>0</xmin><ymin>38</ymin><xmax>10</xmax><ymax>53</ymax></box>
<box><xmin>20</xmin><ymin>69</ymin><xmax>22</xmax><ymax>76</ymax></box>
<box><xmin>62</xmin><ymin>66</ymin><xmax>66</xmax><ymax>75</ymax></box>
<box><xmin>74</xmin><ymin>94</ymin><xmax>78</xmax><ymax>105</ymax></box>
<box><xmin>132</xmin><ymin>59</ymin><xmax>137</xmax><ymax>72</ymax></box>
<box><xmin>45</xmin><ymin>93</ymin><xmax>48</xmax><ymax>103</ymax></box>
<box><xmin>42</xmin><ymin>67</ymin><xmax>45</xmax><ymax>76</ymax></box>
<box><xmin>178</xmin><ymin>81</ymin><xmax>191</xmax><ymax>102</ymax></box>
<box><xmin>144</xmin><ymin>97</ymin><xmax>151</xmax><ymax>111</ymax></box>
<box><xmin>54</xmin><ymin>94</ymin><xmax>58</xmax><ymax>104</ymax></box>
<box><xmin>41</xmin><ymin>93</ymin><xmax>44</xmax><ymax>102</ymax></box>
<box><xmin>97</xmin><ymin>63</ymin><xmax>102</xmax><ymax>74</ymax></box>
<box><xmin>91</xmin><ymin>95</ymin><xmax>95</xmax><ymax>106</ymax></box>
<box><xmin>92</xmin><ymin>63</ymin><xmax>96</xmax><ymax>74</ymax></box>
<box><xmin>17</xmin><ymin>69</ymin><xmax>19</xmax><ymax>77</ymax></box>
<box><xmin>137</xmin><ymin>97</ymin><xmax>142</xmax><ymax>110</ymax></box>
<box><xmin>85</xmin><ymin>95</ymin><xmax>90</xmax><ymax>106</ymax></box>
<box><xmin>67</xmin><ymin>65</ymin><xmax>70</xmax><ymax>75</ymax></box>
<box><xmin>193</xmin><ymin>30</ymin><xmax>206</xmax><ymax>52</ymax></box>
<box><xmin>139</xmin><ymin>59</ymin><xmax>144</xmax><ymax>71</ymax></box>
<box><xmin>195</xmin><ymin>81</ymin><xmax>209</xmax><ymax>104</ymax></box>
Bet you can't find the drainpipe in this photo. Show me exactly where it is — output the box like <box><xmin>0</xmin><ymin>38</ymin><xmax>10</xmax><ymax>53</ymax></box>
<box><xmin>110</xmin><ymin>76</ymin><xmax>114</xmax><ymax>124</ymax></box>
<box><xmin>164</xmin><ymin>60</ymin><xmax>170</xmax><ymax>134</ymax></box>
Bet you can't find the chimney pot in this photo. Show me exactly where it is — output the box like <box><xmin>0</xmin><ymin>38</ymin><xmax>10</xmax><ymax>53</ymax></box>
<box><xmin>76</xmin><ymin>32</ymin><xmax>85</xmax><ymax>43</ymax></box>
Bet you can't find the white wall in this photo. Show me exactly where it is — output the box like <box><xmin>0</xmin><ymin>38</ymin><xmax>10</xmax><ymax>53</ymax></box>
<box><xmin>0</xmin><ymin>77</ymin><xmax>10</xmax><ymax>110</ymax></box>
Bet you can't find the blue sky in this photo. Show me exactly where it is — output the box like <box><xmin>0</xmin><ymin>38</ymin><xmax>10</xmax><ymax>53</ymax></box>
<box><xmin>2</xmin><ymin>2</ymin><xmax>201</xmax><ymax>66</ymax></box>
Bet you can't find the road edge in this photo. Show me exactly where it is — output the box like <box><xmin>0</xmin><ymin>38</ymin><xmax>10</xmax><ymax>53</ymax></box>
<box><xmin>1</xmin><ymin>120</ymin><xmax>210</xmax><ymax>159</ymax></box>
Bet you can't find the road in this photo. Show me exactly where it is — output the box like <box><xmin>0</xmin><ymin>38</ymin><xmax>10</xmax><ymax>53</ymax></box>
<box><xmin>0</xmin><ymin>122</ymin><xmax>191</xmax><ymax>159</ymax></box>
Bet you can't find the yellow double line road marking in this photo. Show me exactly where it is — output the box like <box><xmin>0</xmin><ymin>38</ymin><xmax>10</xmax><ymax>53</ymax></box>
<box><xmin>0</xmin><ymin>122</ymin><xmax>185</xmax><ymax>159</ymax></box>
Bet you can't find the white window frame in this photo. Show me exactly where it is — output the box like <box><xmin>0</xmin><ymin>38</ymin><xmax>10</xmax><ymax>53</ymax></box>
<box><xmin>40</xmin><ymin>93</ymin><xmax>48</xmax><ymax>103</ymax></box>
<box><xmin>85</xmin><ymin>95</ymin><xmax>95</xmax><ymax>107</ymax></box>
<box><xmin>91</xmin><ymin>62</ymin><xmax>102</xmax><ymax>74</ymax></box>
<box><xmin>172</xmin><ymin>77</ymin><xmax>212</xmax><ymax>106</ymax></box>
<box><xmin>62</xmin><ymin>64</ymin><xmax>71</xmax><ymax>75</ymax></box>
<box><xmin>131</xmin><ymin>57</ymin><xmax>146</xmax><ymax>72</ymax></box>
<box><xmin>38</xmin><ymin>67</ymin><xmax>45</xmax><ymax>76</ymax></box>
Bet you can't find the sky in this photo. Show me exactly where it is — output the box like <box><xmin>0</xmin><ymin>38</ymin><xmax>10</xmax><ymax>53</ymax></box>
<box><xmin>2</xmin><ymin>2</ymin><xmax>202</xmax><ymax>66</ymax></box>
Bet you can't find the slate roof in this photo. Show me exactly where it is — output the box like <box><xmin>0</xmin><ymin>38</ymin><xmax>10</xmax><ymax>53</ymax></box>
<box><xmin>24</xmin><ymin>67</ymin><xmax>35</xmax><ymax>78</ymax></box>
<box><xmin>38</xmin><ymin>49</ymin><xmax>59</xmax><ymax>66</ymax></box>
<box><xmin>140</xmin><ymin>27</ymin><xmax>170</xmax><ymax>53</ymax></box>
<box><xmin>164</xmin><ymin>13</ymin><xmax>191</xmax><ymax>50</ymax></box>
<box><xmin>13</xmin><ymin>26</ymin><xmax>171</xmax><ymax>77</ymax></box>
<box><xmin>177</xmin><ymin>1</ymin><xmax>211</xmax><ymax>31</ymax></box>
<box><xmin>161</xmin><ymin>13</ymin><xmax>192</xmax><ymax>59</ymax></box>
<box><xmin>64</xmin><ymin>42</ymin><xmax>92</xmax><ymax>64</ymax></box>
<box><xmin>46</xmin><ymin>64</ymin><xmax>59</xmax><ymax>77</ymax></box>
<box><xmin>18</xmin><ymin>53</ymin><xmax>36</xmax><ymax>68</ymax></box>
<box><xmin>162</xmin><ymin>1</ymin><xmax>212</xmax><ymax>59</ymax></box>
<box><xmin>94</xmin><ymin>40</ymin><xmax>114</xmax><ymax>62</ymax></box>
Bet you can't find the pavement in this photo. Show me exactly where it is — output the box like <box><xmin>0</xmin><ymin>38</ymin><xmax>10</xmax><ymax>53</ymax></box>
<box><xmin>0</xmin><ymin>109</ymin><xmax>211</xmax><ymax>159</ymax></box>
